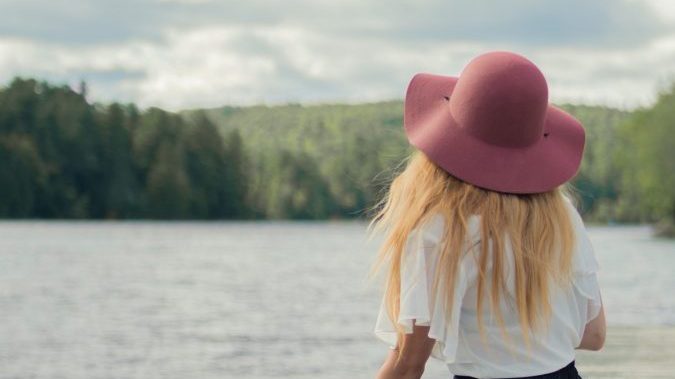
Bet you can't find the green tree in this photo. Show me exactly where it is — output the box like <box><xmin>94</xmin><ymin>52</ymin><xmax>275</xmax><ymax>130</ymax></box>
<box><xmin>184</xmin><ymin>113</ymin><xmax>230</xmax><ymax>218</ymax></box>
<box><xmin>145</xmin><ymin>142</ymin><xmax>191</xmax><ymax>219</ymax></box>
<box><xmin>96</xmin><ymin>103</ymin><xmax>140</xmax><ymax>218</ymax></box>
<box><xmin>265</xmin><ymin>149</ymin><xmax>334</xmax><ymax>219</ymax></box>
<box><xmin>616</xmin><ymin>84</ymin><xmax>675</xmax><ymax>228</ymax></box>
<box><xmin>0</xmin><ymin>134</ymin><xmax>45</xmax><ymax>216</ymax></box>
<box><xmin>222</xmin><ymin>128</ymin><xmax>249</xmax><ymax>218</ymax></box>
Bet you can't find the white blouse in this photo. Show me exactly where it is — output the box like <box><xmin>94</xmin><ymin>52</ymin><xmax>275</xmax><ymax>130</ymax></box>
<box><xmin>373</xmin><ymin>197</ymin><xmax>602</xmax><ymax>378</ymax></box>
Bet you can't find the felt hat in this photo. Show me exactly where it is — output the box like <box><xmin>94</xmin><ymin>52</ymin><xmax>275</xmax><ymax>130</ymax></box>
<box><xmin>404</xmin><ymin>51</ymin><xmax>585</xmax><ymax>194</ymax></box>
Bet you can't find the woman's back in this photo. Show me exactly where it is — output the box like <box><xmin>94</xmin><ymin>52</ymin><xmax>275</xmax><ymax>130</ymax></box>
<box><xmin>371</xmin><ymin>51</ymin><xmax>603</xmax><ymax>379</ymax></box>
<box><xmin>374</xmin><ymin>196</ymin><xmax>602</xmax><ymax>377</ymax></box>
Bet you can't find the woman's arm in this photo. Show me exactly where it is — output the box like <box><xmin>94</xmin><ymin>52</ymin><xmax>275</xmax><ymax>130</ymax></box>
<box><xmin>577</xmin><ymin>303</ymin><xmax>606</xmax><ymax>351</ymax></box>
<box><xmin>376</xmin><ymin>323</ymin><xmax>436</xmax><ymax>379</ymax></box>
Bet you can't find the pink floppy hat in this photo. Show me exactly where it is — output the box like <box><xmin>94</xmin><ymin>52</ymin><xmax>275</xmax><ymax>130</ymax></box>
<box><xmin>404</xmin><ymin>51</ymin><xmax>586</xmax><ymax>194</ymax></box>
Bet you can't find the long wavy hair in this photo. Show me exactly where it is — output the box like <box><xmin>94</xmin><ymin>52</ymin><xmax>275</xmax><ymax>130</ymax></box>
<box><xmin>367</xmin><ymin>149</ymin><xmax>578</xmax><ymax>361</ymax></box>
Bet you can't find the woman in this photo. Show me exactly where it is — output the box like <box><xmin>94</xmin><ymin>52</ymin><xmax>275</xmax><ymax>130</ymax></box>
<box><xmin>368</xmin><ymin>51</ymin><xmax>605</xmax><ymax>379</ymax></box>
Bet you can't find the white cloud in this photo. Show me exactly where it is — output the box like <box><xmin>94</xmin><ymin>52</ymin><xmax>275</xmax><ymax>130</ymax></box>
<box><xmin>636</xmin><ymin>0</ymin><xmax>675</xmax><ymax>22</ymax></box>
<box><xmin>0</xmin><ymin>0</ymin><xmax>673</xmax><ymax>110</ymax></box>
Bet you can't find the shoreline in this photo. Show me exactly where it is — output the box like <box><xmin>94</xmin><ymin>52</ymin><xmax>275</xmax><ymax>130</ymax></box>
<box><xmin>576</xmin><ymin>326</ymin><xmax>675</xmax><ymax>378</ymax></box>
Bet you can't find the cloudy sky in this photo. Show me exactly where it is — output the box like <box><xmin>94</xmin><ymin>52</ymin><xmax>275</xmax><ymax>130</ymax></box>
<box><xmin>1</xmin><ymin>0</ymin><xmax>674</xmax><ymax>110</ymax></box>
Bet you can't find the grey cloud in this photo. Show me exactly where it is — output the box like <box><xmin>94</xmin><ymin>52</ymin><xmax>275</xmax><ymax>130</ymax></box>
<box><xmin>0</xmin><ymin>0</ymin><xmax>164</xmax><ymax>44</ymax></box>
<box><xmin>71</xmin><ymin>68</ymin><xmax>146</xmax><ymax>83</ymax></box>
<box><xmin>216</xmin><ymin>31</ymin><xmax>343</xmax><ymax>103</ymax></box>
<box><xmin>0</xmin><ymin>0</ymin><xmax>668</xmax><ymax>48</ymax></box>
<box><xmin>8</xmin><ymin>65</ymin><xmax>146</xmax><ymax>85</ymax></box>
<box><xmin>1</xmin><ymin>0</ymin><xmax>671</xmax><ymax>109</ymax></box>
<box><xmin>316</xmin><ymin>0</ymin><xmax>668</xmax><ymax>48</ymax></box>
<box><xmin>0</xmin><ymin>0</ymin><xmax>284</xmax><ymax>45</ymax></box>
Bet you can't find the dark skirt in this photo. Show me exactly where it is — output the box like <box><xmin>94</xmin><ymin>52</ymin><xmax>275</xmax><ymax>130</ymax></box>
<box><xmin>453</xmin><ymin>360</ymin><xmax>581</xmax><ymax>379</ymax></box>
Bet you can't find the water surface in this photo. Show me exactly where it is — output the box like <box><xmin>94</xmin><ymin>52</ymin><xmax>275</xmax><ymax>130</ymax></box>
<box><xmin>0</xmin><ymin>221</ymin><xmax>673</xmax><ymax>378</ymax></box>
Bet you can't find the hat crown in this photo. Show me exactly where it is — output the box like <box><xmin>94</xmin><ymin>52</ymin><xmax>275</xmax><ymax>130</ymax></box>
<box><xmin>449</xmin><ymin>51</ymin><xmax>549</xmax><ymax>148</ymax></box>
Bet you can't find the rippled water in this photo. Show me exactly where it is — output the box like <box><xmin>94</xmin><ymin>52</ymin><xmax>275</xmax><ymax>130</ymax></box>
<box><xmin>0</xmin><ymin>221</ymin><xmax>673</xmax><ymax>379</ymax></box>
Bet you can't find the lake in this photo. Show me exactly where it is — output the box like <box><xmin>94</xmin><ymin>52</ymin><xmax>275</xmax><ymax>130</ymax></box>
<box><xmin>0</xmin><ymin>221</ymin><xmax>674</xmax><ymax>378</ymax></box>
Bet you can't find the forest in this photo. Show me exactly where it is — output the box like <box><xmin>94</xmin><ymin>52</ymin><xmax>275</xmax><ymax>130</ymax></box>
<box><xmin>0</xmin><ymin>77</ymin><xmax>673</xmax><ymax>231</ymax></box>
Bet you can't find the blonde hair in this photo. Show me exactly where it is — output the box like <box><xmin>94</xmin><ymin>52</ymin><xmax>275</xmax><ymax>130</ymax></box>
<box><xmin>367</xmin><ymin>150</ymin><xmax>578</xmax><ymax>362</ymax></box>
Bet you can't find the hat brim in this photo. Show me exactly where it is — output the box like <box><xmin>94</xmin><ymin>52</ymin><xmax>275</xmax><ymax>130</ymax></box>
<box><xmin>404</xmin><ymin>73</ymin><xmax>585</xmax><ymax>194</ymax></box>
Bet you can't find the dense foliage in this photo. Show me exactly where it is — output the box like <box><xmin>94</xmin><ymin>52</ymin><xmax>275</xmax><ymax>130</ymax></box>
<box><xmin>0</xmin><ymin>78</ymin><xmax>247</xmax><ymax>219</ymax></box>
<box><xmin>614</xmin><ymin>84</ymin><xmax>675</xmax><ymax>231</ymax></box>
<box><xmin>0</xmin><ymin>77</ymin><xmax>673</xmax><ymax>226</ymax></box>
<box><xmin>186</xmin><ymin>103</ymin><xmax>636</xmax><ymax>222</ymax></box>
<box><xmin>183</xmin><ymin>101</ymin><xmax>409</xmax><ymax>219</ymax></box>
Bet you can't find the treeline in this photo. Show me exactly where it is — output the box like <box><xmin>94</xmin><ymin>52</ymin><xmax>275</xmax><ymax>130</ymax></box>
<box><xmin>183</xmin><ymin>101</ymin><xmax>408</xmax><ymax>219</ymax></box>
<box><xmin>0</xmin><ymin>78</ymin><xmax>247</xmax><ymax>219</ymax></box>
<box><xmin>614</xmin><ymin>85</ymin><xmax>675</xmax><ymax>233</ymax></box>
<box><xmin>0</xmin><ymin>77</ymin><xmax>673</xmax><ymax>227</ymax></box>
<box><xmin>188</xmin><ymin>92</ymin><xmax>675</xmax><ymax>227</ymax></box>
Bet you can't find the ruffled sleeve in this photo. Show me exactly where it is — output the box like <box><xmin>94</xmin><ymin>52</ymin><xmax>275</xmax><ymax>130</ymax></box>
<box><xmin>373</xmin><ymin>214</ymin><xmax>471</xmax><ymax>364</ymax></box>
<box><xmin>564</xmin><ymin>196</ymin><xmax>603</xmax><ymax>325</ymax></box>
